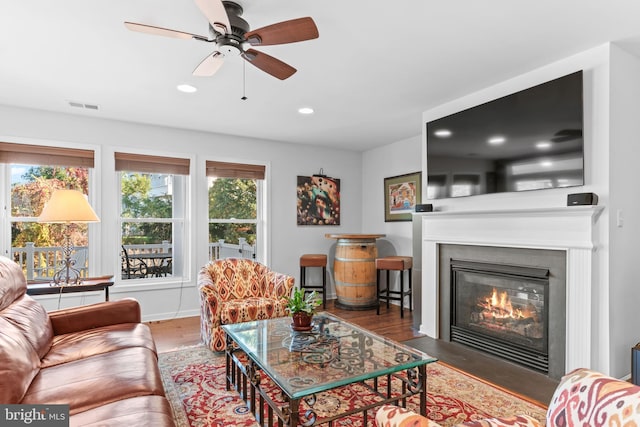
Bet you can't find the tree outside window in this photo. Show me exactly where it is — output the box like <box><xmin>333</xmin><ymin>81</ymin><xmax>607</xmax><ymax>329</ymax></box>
<box><xmin>121</xmin><ymin>172</ymin><xmax>173</xmax><ymax>244</ymax></box>
<box><xmin>10</xmin><ymin>164</ymin><xmax>91</xmax><ymax>280</ymax></box>
<box><xmin>116</xmin><ymin>152</ymin><xmax>189</xmax><ymax>281</ymax></box>
<box><xmin>205</xmin><ymin>161</ymin><xmax>264</xmax><ymax>261</ymax></box>
<box><xmin>208</xmin><ymin>177</ymin><xmax>258</xmax><ymax>260</ymax></box>
<box><xmin>120</xmin><ymin>172</ymin><xmax>183</xmax><ymax>280</ymax></box>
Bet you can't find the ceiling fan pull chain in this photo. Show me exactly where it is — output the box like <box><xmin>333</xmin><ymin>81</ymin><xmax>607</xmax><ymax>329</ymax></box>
<box><xmin>241</xmin><ymin>60</ymin><xmax>248</xmax><ymax>100</ymax></box>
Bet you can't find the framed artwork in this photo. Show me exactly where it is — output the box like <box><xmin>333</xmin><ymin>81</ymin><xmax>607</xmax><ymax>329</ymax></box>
<box><xmin>297</xmin><ymin>175</ymin><xmax>340</xmax><ymax>225</ymax></box>
<box><xmin>384</xmin><ymin>172</ymin><xmax>422</xmax><ymax>222</ymax></box>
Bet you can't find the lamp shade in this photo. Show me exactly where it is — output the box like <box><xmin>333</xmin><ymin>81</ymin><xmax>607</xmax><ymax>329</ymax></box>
<box><xmin>38</xmin><ymin>189</ymin><xmax>100</xmax><ymax>223</ymax></box>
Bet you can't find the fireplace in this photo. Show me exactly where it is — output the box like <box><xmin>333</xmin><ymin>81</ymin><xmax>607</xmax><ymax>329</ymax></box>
<box><xmin>450</xmin><ymin>259</ymin><xmax>549</xmax><ymax>373</ymax></box>
<box><xmin>435</xmin><ymin>244</ymin><xmax>566</xmax><ymax>379</ymax></box>
<box><xmin>416</xmin><ymin>207</ymin><xmax>602</xmax><ymax>379</ymax></box>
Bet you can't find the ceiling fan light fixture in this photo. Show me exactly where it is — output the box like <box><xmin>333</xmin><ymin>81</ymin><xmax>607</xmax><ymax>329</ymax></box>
<box><xmin>177</xmin><ymin>84</ymin><xmax>197</xmax><ymax>93</ymax></box>
<box><xmin>219</xmin><ymin>41</ymin><xmax>242</xmax><ymax>56</ymax></box>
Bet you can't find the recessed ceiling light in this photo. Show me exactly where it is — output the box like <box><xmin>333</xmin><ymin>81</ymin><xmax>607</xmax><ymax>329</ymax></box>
<box><xmin>434</xmin><ymin>129</ymin><xmax>452</xmax><ymax>138</ymax></box>
<box><xmin>177</xmin><ymin>84</ymin><xmax>197</xmax><ymax>93</ymax></box>
<box><xmin>487</xmin><ymin>136</ymin><xmax>506</xmax><ymax>145</ymax></box>
<box><xmin>536</xmin><ymin>141</ymin><xmax>552</xmax><ymax>149</ymax></box>
<box><xmin>298</xmin><ymin>107</ymin><xmax>314</xmax><ymax>115</ymax></box>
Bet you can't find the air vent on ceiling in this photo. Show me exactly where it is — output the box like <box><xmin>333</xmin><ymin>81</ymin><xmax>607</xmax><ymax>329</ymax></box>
<box><xmin>68</xmin><ymin>101</ymin><xmax>99</xmax><ymax>110</ymax></box>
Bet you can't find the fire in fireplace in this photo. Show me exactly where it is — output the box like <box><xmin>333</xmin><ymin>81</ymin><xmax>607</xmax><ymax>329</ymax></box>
<box><xmin>451</xmin><ymin>259</ymin><xmax>549</xmax><ymax>373</ymax></box>
<box><xmin>474</xmin><ymin>287</ymin><xmax>544</xmax><ymax>343</ymax></box>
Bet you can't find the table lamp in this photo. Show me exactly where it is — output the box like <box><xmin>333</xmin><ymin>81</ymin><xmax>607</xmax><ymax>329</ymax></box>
<box><xmin>38</xmin><ymin>189</ymin><xmax>100</xmax><ymax>285</ymax></box>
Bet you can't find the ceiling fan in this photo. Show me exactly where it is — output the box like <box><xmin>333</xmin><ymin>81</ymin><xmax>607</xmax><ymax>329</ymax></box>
<box><xmin>125</xmin><ymin>0</ymin><xmax>319</xmax><ymax>80</ymax></box>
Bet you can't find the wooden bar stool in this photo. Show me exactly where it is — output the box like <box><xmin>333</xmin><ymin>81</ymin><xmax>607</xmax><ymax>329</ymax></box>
<box><xmin>376</xmin><ymin>256</ymin><xmax>412</xmax><ymax>318</ymax></box>
<box><xmin>299</xmin><ymin>254</ymin><xmax>327</xmax><ymax>309</ymax></box>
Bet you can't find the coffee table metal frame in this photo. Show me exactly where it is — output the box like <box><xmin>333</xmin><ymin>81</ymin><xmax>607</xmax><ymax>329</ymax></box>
<box><xmin>222</xmin><ymin>312</ymin><xmax>436</xmax><ymax>426</ymax></box>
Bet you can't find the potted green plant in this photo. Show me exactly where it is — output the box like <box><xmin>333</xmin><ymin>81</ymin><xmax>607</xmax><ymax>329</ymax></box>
<box><xmin>284</xmin><ymin>288</ymin><xmax>322</xmax><ymax>331</ymax></box>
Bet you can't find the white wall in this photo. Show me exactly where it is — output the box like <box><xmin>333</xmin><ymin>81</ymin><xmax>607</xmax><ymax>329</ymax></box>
<box><xmin>608</xmin><ymin>44</ymin><xmax>640</xmax><ymax>378</ymax></box>
<box><xmin>361</xmin><ymin>135</ymin><xmax>422</xmax><ymax>258</ymax></box>
<box><xmin>0</xmin><ymin>104</ymin><xmax>363</xmax><ymax>321</ymax></box>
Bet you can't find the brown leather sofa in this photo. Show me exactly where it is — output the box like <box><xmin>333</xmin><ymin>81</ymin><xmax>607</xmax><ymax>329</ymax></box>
<box><xmin>0</xmin><ymin>256</ymin><xmax>175</xmax><ymax>426</ymax></box>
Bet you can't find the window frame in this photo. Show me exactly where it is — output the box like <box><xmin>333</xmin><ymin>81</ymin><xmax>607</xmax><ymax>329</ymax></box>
<box><xmin>0</xmin><ymin>141</ymin><xmax>99</xmax><ymax>279</ymax></box>
<box><xmin>205</xmin><ymin>160</ymin><xmax>266</xmax><ymax>264</ymax></box>
<box><xmin>116</xmin><ymin>152</ymin><xmax>191</xmax><ymax>284</ymax></box>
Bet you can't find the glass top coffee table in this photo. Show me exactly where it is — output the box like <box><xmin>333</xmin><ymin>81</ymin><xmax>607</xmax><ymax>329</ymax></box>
<box><xmin>222</xmin><ymin>312</ymin><xmax>437</xmax><ymax>426</ymax></box>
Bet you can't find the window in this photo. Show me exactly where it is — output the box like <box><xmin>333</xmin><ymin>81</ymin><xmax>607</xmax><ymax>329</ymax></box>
<box><xmin>451</xmin><ymin>174</ymin><xmax>480</xmax><ymax>198</ymax></box>
<box><xmin>116</xmin><ymin>153</ymin><xmax>189</xmax><ymax>281</ymax></box>
<box><xmin>1</xmin><ymin>142</ymin><xmax>95</xmax><ymax>281</ymax></box>
<box><xmin>206</xmin><ymin>161</ymin><xmax>264</xmax><ymax>262</ymax></box>
<box><xmin>427</xmin><ymin>174</ymin><xmax>447</xmax><ymax>200</ymax></box>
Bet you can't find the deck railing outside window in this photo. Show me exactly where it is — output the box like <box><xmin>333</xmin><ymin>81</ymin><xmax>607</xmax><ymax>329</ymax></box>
<box><xmin>12</xmin><ymin>242</ymin><xmax>89</xmax><ymax>281</ymax></box>
<box><xmin>12</xmin><ymin>239</ymin><xmax>256</xmax><ymax>281</ymax></box>
<box><xmin>208</xmin><ymin>238</ymin><xmax>255</xmax><ymax>260</ymax></box>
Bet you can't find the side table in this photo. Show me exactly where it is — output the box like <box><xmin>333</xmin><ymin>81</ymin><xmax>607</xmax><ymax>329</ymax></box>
<box><xmin>27</xmin><ymin>276</ymin><xmax>115</xmax><ymax>301</ymax></box>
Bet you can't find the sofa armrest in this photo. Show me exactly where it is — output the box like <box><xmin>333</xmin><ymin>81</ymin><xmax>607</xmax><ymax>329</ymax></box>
<box><xmin>49</xmin><ymin>298</ymin><xmax>141</xmax><ymax>336</ymax></box>
<box><xmin>198</xmin><ymin>268</ymin><xmax>222</xmax><ymax>328</ymax></box>
<box><xmin>546</xmin><ymin>368</ymin><xmax>640</xmax><ymax>425</ymax></box>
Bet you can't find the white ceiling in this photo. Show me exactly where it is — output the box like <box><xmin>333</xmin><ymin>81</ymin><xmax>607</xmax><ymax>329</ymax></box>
<box><xmin>3</xmin><ymin>1</ymin><xmax>640</xmax><ymax>152</ymax></box>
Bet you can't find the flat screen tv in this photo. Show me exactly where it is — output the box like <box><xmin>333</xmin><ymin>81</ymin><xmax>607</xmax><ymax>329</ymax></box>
<box><xmin>426</xmin><ymin>71</ymin><xmax>584</xmax><ymax>199</ymax></box>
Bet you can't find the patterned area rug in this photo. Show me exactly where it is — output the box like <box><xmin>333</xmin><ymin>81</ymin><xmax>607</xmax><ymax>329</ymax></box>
<box><xmin>158</xmin><ymin>345</ymin><xmax>547</xmax><ymax>427</ymax></box>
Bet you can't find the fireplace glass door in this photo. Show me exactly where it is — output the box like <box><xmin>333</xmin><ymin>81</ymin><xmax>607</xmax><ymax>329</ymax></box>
<box><xmin>451</xmin><ymin>260</ymin><xmax>549</xmax><ymax>373</ymax></box>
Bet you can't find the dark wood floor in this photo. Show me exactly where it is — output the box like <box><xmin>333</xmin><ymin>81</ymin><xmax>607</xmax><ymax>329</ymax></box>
<box><xmin>147</xmin><ymin>300</ymin><xmax>557</xmax><ymax>405</ymax></box>
<box><xmin>147</xmin><ymin>299</ymin><xmax>423</xmax><ymax>353</ymax></box>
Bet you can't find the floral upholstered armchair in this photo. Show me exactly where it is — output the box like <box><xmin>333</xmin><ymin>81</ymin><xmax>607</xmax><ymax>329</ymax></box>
<box><xmin>375</xmin><ymin>368</ymin><xmax>640</xmax><ymax>427</ymax></box>
<box><xmin>198</xmin><ymin>258</ymin><xmax>295</xmax><ymax>352</ymax></box>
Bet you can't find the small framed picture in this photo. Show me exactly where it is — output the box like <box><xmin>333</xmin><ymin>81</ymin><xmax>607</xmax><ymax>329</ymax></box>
<box><xmin>384</xmin><ymin>172</ymin><xmax>422</xmax><ymax>222</ymax></box>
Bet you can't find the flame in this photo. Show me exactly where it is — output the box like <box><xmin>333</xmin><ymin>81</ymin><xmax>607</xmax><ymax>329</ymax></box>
<box><xmin>479</xmin><ymin>288</ymin><xmax>527</xmax><ymax>320</ymax></box>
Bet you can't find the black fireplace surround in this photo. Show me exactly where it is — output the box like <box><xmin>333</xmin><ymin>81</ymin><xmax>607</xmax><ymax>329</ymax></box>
<box><xmin>451</xmin><ymin>260</ymin><xmax>549</xmax><ymax>373</ymax></box>
<box><xmin>439</xmin><ymin>245</ymin><xmax>566</xmax><ymax>380</ymax></box>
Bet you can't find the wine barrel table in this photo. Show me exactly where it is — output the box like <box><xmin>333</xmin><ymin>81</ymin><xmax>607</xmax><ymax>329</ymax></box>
<box><xmin>325</xmin><ymin>233</ymin><xmax>386</xmax><ymax>310</ymax></box>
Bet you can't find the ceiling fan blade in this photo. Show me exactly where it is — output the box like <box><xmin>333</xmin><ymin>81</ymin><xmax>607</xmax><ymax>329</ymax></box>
<box><xmin>194</xmin><ymin>0</ymin><xmax>231</xmax><ymax>34</ymax></box>
<box><xmin>124</xmin><ymin>22</ymin><xmax>199</xmax><ymax>40</ymax></box>
<box><xmin>193</xmin><ymin>52</ymin><xmax>225</xmax><ymax>76</ymax></box>
<box><xmin>241</xmin><ymin>48</ymin><xmax>296</xmax><ymax>80</ymax></box>
<box><xmin>244</xmin><ymin>17</ymin><xmax>319</xmax><ymax>46</ymax></box>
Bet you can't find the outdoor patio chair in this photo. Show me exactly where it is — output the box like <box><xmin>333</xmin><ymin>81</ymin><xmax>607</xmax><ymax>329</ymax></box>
<box><xmin>121</xmin><ymin>245</ymin><xmax>148</xmax><ymax>279</ymax></box>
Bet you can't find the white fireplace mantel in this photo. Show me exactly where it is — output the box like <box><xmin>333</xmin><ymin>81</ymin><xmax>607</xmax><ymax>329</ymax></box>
<box><xmin>421</xmin><ymin>206</ymin><xmax>604</xmax><ymax>373</ymax></box>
